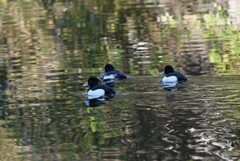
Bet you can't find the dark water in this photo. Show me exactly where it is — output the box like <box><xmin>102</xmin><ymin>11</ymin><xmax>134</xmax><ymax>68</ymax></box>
<box><xmin>0</xmin><ymin>0</ymin><xmax>240</xmax><ymax>161</ymax></box>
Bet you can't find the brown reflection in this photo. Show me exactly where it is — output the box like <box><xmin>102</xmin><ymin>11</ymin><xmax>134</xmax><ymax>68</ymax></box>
<box><xmin>177</xmin><ymin>24</ymin><xmax>211</xmax><ymax>75</ymax></box>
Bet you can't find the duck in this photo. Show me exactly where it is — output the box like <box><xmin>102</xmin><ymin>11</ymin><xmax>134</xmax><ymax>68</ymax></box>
<box><xmin>102</xmin><ymin>64</ymin><xmax>127</xmax><ymax>81</ymax></box>
<box><xmin>162</xmin><ymin>75</ymin><xmax>178</xmax><ymax>87</ymax></box>
<box><xmin>161</xmin><ymin>65</ymin><xmax>188</xmax><ymax>87</ymax></box>
<box><xmin>87</xmin><ymin>76</ymin><xmax>116</xmax><ymax>99</ymax></box>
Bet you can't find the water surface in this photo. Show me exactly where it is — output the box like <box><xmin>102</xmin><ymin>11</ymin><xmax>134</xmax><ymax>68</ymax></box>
<box><xmin>0</xmin><ymin>0</ymin><xmax>240</xmax><ymax>161</ymax></box>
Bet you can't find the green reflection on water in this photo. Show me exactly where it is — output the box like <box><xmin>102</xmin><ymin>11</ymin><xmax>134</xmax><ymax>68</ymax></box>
<box><xmin>1</xmin><ymin>0</ymin><xmax>240</xmax><ymax>75</ymax></box>
<box><xmin>0</xmin><ymin>0</ymin><xmax>240</xmax><ymax>160</ymax></box>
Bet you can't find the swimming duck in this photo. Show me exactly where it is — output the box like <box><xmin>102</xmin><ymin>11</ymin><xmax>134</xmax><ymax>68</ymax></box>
<box><xmin>87</xmin><ymin>76</ymin><xmax>116</xmax><ymax>99</ymax></box>
<box><xmin>103</xmin><ymin>64</ymin><xmax>127</xmax><ymax>80</ymax></box>
<box><xmin>161</xmin><ymin>65</ymin><xmax>188</xmax><ymax>87</ymax></box>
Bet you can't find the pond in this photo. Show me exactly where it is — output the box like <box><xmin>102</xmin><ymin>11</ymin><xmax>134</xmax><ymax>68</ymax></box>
<box><xmin>0</xmin><ymin>0</ymin><xmax>240</xmax><ymax>161</ymax></box>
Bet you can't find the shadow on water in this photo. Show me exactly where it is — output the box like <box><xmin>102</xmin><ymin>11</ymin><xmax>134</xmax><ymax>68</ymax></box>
<box><xmin>161</xmin><ymin>82</ymin><xmax>187</xmax><ymax>92</ymax></box>
<box><xmin>84</xmin><ymin>94</ymin><xmax>116</xmax><ymax>107</ymax></box>
<box><xmin>84</xmin><ymin>97</ymin><xmax>106</xmax><ymax>107</ymax></box>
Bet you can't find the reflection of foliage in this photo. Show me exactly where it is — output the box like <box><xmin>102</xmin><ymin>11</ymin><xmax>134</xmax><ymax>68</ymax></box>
<box><xmin>159</xmin><ymin>6</ymin><xmax>240</xmax><ymax>74</ymax></box>
<box><xmin>160</xmin><ymin>12</ymin><xmax>177</xmax><ymax>27</ymax></box>
<box><xmin>58</xmin><ymin>0</ymin><xmax>120</xmax><ymax>70</ymax></box>
<box><xmin>4</xmin><ymin>102</ymin><xmax>127</xmax><ymax>160</ymax></box>
<box><xmin>1</xmin><ymin>0</ymin><xmax>240</xmax><ymax>160</ymax></box>
<box><xmin>203</xmin><ymin>10</ymin><xmax>240</xmax><ymax>74</ymax></box>
<box><xmin>0</xmin><ymin>121</ymin><xmax>23</xmax><ymax>161</ymax></box>
<box><xmin>83</xmin><ymin>107</ymin><xmax>107</xmax><ymax>133</ymax></box>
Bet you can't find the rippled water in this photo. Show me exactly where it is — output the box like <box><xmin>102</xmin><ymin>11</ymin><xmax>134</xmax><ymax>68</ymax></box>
<box><xmin>0</xmin><ymin>0</ymin><xmax>240</xmax><ymax>161</ymax></box>
<box><xmin>118</xmin><ymin>76</ymin><xmax>240</xmax><ymax>161</ymax></box>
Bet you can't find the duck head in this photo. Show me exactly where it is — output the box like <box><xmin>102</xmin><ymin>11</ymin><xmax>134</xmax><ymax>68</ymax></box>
<box><xmin>104</xmin><ymin>64</ymin><xmax>115</xmax><ymax>72</ymax></box>
<box><xmin>88</xmin><ymin>76</ymin><xmax>101</xmax><ymax>88</ymax></box>
<box><xmin>163</xmin><ymin>65</ymin><xmax>175</xmax><ymax>74</ymax></box>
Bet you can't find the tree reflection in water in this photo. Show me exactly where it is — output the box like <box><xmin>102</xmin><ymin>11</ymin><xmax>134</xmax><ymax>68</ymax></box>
<box><xmin>0</xmin><ymin>0</ymin><xmax>240</xmax><ymax>160</ymax></box>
